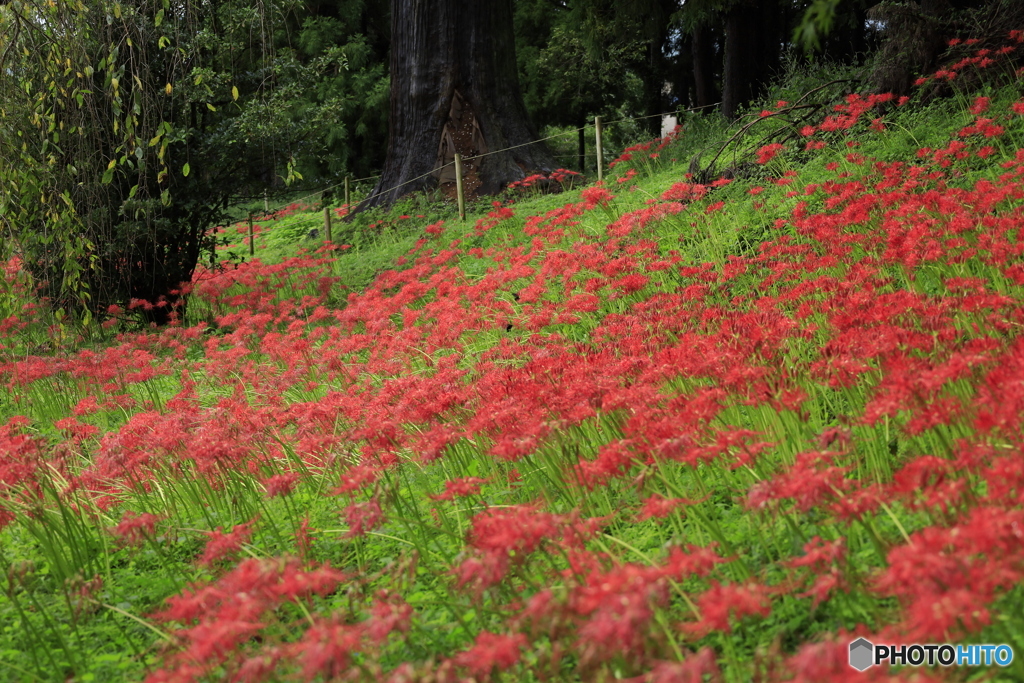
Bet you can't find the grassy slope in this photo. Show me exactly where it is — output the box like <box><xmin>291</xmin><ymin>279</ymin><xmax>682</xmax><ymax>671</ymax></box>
<box><xmin>2</xmin><ymin>47</ymin><xmax>1024</xmax><ymax>682</ymax></box>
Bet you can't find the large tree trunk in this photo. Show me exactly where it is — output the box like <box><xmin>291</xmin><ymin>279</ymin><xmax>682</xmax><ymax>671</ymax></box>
<box><xmin>721</xmin><ymin>0</ymin><xmax>782</xmax><ymax>120</ymax></box>
<box><xmin>721</xmin><ymin>5</ymin><xmax>751</xmax><ymax>120</ymax></box>
<box><xmin>691</xmin><ymin>22</ymin><xmax>718</xmax><ymax>113</ymax></box>
<box><xmin>640</xmin><ymin>40</ymin><xmax>665</xmax><ymax>138</ymax></box>
<box><xmin>358</xmin><ymin>0</ymin><xmax>555</xmax><ymax>211</ymax></box>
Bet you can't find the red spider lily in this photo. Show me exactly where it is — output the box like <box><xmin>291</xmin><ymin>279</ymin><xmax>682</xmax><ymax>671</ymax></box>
<box><xmin>874</xmin><ymin>506</ymin><xmax>1024</xmax><ymax>641</ymax></box>
<box><xmin>785</xmin><ymin>536</ymin><xmax>846</xmax><ymax>571</ymax></box>
<box><xmin>71</xmin><ymin>395</ymin><xmax>100</xmax><ymax>416</ymax></box>
<box><xmin>54</xmin><ymin>417</ymin><xmax>99</xmax><ymax>442</ymax></box>
<box><xmin>329</xmin><ymin>463</ymin><xmax>379</xmax><ymax>496</ymax></box>
<box><xmin>628</xmin><ymin>650</ymin><xmax>722</xmax><ymax>683</ymax></box>
<box><xmin>573</xmin><ymin>440</ymin><xmax>638</xmax><ymax>490</ymax></box>
<box><xmin>290</xmin><ymin>616</ymin><xmax>364</xmax><ymax>679</ymax></box>
<box><xmin>429</xmin><ymin>476</ymin><xmax>488</xmax><ymax>501</ymax></box>
<box><xmin>233</xmin><ymin>650</ymin><xmax>283</xmax><ymax>683</ymax></box>
<box><xmin>581</xmin><ymin>185</ymin><xmax>614</xmax><ymax>209</ymax></box>
<box><xmin>149</xmin><ymin>558</ymin><xmax>347</xmax><ymax>677</ymax></box>
<box><xmin>453</xmin><ymin>550</ymin><xmax>510</xmax><ymax>594</ymax></box>
<box><xmin>473</xmin><ymin>202</ymin><xmax>516</xmax><ymax>236</ymax></box>
<box><xmin>0</xmin><ymin>417</ymin><xmax>46</xmax><ymax>516</ymax></box>
<box><xmin>109</xmin><ymin>510</ymin><xmax>162</xmax><ymax>547</ymax></box>
<box><xmin>199</xmin><ymin>519</ymin><xmax>255</xmax><ymax>566</ymax></box>
<box><xmin>261</xmin><ymin>472</ymin><xmax>299</xmax><ymax>498</ymax></box>
<box><xmin>636</xmin><ymin>494</ymin><xmax>690</xmax><ymax>521</ymax></box>
<box><xmin>617</xmin><ymin>168</ymin><xmax>639</xmax><ymax>184</ymax></box>
<box><xmin>746</xmin><ymin>450</ymin><xmax>853</xmax><ymax>513</ymax></box>
<box><xmin>756</xmin><ymin>143</ymin><xmax>785</xmax><ymax>164</ymax></box>
<box><xmin>682</xmin><ymin>581</ymin><xmax>772</xmax><ymax>637</ymax></box>
<box><xmin>660</xmin><ymin>182</ymin><xmax>708</xmax><ymax>203</ymax></box>
<box><xmin>784</xmin><ymin>537</ymin><xmax>847</xmax><ymax>607</ymax></box>
<box><xmin>365</xmin><ymin>591</ymin><xmax>414</xmax><ymax>643</ymax></box>
<box><xmin>466</xmin><ymin>505</ymin><xmax>558</xmax><ymax>557</ymax></box>
<box><xmin>342</xmin><ymin>498</ymin><xmax>384</xmax><ymax>538</ymax></box>
<box><xmin>453</xmin><ymin>631</ymin><xmax>527</xmax><ymax>677</ymax></box>
<box><xmin>565</xmin><ymin>554</ymin><xmax>712</xmax><ymax>666</ymax></box>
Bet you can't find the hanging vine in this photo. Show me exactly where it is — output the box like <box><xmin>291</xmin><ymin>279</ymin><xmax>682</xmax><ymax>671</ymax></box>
<box><xmin>0</xmin><ymin>0</ymin><xmax>311</xmax><ymax>324</ymax></box>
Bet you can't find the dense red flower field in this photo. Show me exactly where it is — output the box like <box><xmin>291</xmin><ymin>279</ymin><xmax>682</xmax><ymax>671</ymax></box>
<box><xmin>2</xmin><ymin>33</ymin><xmax>1024</xmax><ymax>682</ymax></box>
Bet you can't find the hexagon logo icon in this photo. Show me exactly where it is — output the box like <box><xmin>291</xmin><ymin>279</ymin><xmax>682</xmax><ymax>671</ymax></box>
<box><xmin>849</xmin><ymin>638</ymin><xmax>874</xmax><ymax>671</ymax></box>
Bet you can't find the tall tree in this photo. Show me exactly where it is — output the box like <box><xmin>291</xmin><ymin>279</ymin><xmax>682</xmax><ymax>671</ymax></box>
<box><xmin>515</xmin><ymin>0</ymin><xmax>646</xmax><ymax>174</ymax></box>
<box><xmin>0</xmin><ymin>0</ymin><xmax>335</xmax><ymax>324</ymax></box>
<box><xmin>284</xmin><ymin>0</ymin><xmax>391</xmax><ymax>183</ymax></box>
<box><xmin>721</xmin><ymin>0</ymin><xmax>786</xmax><ymax>119</ymax></box>
<box><xmin>691</xmin><ymin>20</ymin><xmax>721</xmax><ymax>112</ymax></box>
<box><xmin>358</xmin><ymin>0</ymin><xmax>556</xmax><ymax>210</ymax></box>
<box><xmin>564</xmin><ymin>0</ymin><xmax>679</xmax><ymax>136</ymax></box>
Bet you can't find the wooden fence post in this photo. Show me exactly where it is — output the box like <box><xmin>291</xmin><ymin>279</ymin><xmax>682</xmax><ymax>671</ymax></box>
<box><xmin>454</xmin><ymin>153</ymin><xmax>466</xmax><ymax>221</ymax></box>
<box><xmin>595</xmin><ymin>116</ymin><xmax>604</xmax><ymax>182</ymax></box>
<box><xmin>344</xmin><ymin>176</ymin><xmax>350</xmax><ymax>208</ymax></box>
<box><xmin>248</xmin><ymin>214</ymin><xmax>255</xmax><ymax>256</ymax></box>
<box><xmin>323</xmin><ymin>206</ymin><xmax>333</xmax><ymax>243</ymax></box>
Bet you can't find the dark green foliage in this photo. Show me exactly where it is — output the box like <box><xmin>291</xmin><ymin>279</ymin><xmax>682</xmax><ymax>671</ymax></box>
<box><xmin>0</xmin><ymin>0</ymin><xmax>391</xmax><ymax>325</ymax></box>
<box><xmin>283</xmin><ymin>0</ymin><xmax>390</xmax><ymax>183</ymax></box>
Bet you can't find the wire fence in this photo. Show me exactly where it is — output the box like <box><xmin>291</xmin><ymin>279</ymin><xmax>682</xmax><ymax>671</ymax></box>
<box><xmin>276</xmin><ymin>101</ymin><xmax>722</xmax><ymax>213</ymax></box>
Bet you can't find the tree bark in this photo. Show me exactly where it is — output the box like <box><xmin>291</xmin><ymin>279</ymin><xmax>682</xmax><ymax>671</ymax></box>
<box><xmin>691</xmin><ymin>22</ymin><xmax>717</xmax><ymax>113</ymax></box>
<box><xmin>358</xmin><ymin>0</ymin><xmax>555</xmax><ymax>211</ymax></box>
<box><xmin>721</xmin><ymin>0</ymin><xmax>781</xmax><ymax>120</ymax></box>
<box><xmin>721</xmin><ymin>4</ymin><xmax>750</xmax><ymax>120</ymax></box>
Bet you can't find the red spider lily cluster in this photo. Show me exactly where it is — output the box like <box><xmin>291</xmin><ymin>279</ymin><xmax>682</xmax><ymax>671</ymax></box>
<box><xmin>3</xmin><ymin>32</ymin><xmax>1024</xmax><ymax>682</ymax></box>
<box><xmin>507</xmin><ymin>168</ymin><xmax>582</xmax><ymax>193</ymax></box>
<box><xmin>607</xmin><ymin>124</ymin><xmax>683</xmax><ymax>171</ymax></box>
<box><xmin>922</xmin><ymin>30</ymin><xmax>1024</xmax><ymax>83</ymax></box>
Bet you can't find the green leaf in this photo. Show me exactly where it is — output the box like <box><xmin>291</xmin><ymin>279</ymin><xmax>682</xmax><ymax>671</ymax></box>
<box><xmin>793</xmin><ymin>0</ymin><xmax>841</xmax><ymax>53</ymax></box>
<box><xmin>182</xmin><ymin>162</ymin><xmax>190</xmax><ymax>177</ymax></box>
<box><xmin>232</xmin><ymin>86</ymin><xmax>239</xmax><ymax>101</ymax></box>
<box><xmin>155</xmin><ymin>9</ymin><xmax>164</xmax><ymax>26</ymax></box>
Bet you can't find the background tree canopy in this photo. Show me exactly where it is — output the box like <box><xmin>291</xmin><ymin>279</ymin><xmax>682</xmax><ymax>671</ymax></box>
<box><xmin>0</xmin><ymin>0</ymin><xmax>1008</xmax><ymax>323</ymax></box>
<box><xmin>0</xmin><ymin>0</ymin><xmax>388</xmax><ymax>323</ymax></box>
